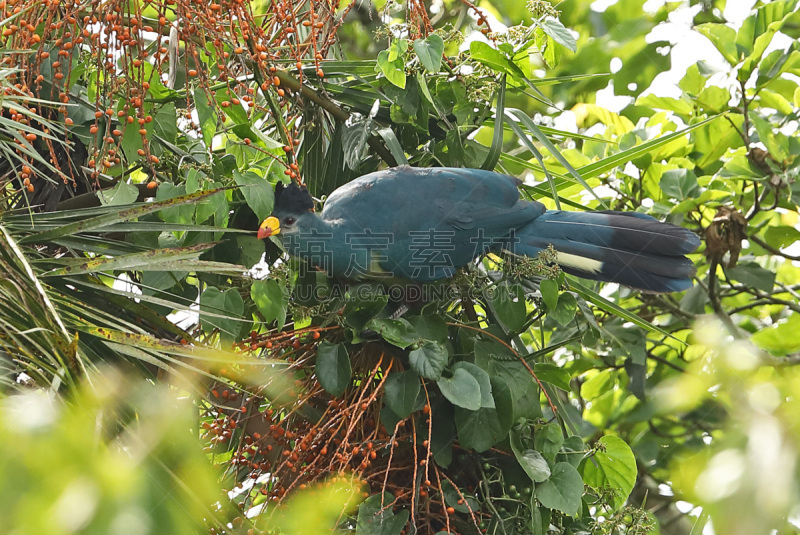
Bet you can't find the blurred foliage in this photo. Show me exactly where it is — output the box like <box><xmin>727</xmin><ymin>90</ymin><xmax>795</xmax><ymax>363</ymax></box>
<box><xmin>1</xmin><ymin>0</ymin><xmax>800</xmax><ymax>533</ymax></box>
<box><xmin>656</xmin><ymin>319</ymin><xmax>800</xmax><ymax>535</ymax></box>
<box><xmin>0</xmin><ymin>370</ymin><xmax>221</xmax><ymax>534</ymax></box>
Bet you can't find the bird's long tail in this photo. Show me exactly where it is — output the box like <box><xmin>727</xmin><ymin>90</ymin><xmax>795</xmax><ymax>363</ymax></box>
<box><xmin>511</xmin><ymin>210</ymin><xmax>701</xmax><ymax>293</ymax></box>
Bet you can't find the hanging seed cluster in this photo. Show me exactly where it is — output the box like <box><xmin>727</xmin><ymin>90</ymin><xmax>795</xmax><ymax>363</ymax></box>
<box><xmin>207</xmin><ymin>329</ymin><xmax>488</xmax><ymax>534</ymax></box>
<box><xmin>0</xmin><ymin>0</ymin><xmax>346</xmax><ymax>192</ymax></box>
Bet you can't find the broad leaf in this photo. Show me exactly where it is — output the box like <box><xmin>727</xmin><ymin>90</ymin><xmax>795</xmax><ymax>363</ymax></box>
<box><xmin>408</xmin><ymin>341</ymin><xmax>448</xmax><ymax>380</ymax></box>
<box><xmin>438</xmin><ymin>368</ymin><xmax>481</xmax><ymax>410</ymax></box>
<box><xmin>316</xmin><ymin>342</ymin><xmax>351</xmax><ymax>397</ymax></box>
<box><xmin>413</xmin><ymin>35</ymin><xmax>444</xmax><ymax>72</ymax></box>
<box><xmin>367</xmin><ymin>318</ymin><xmax>418</xmax><ymax>349</ymax></box>
<box><xmin>538</xmin><ymin>18</ymin><xmax>576</xmax><ymax>53</ymax></box>
<box><xmin>383</xmin><ymin>370</ymin><xmax>421</xmax><ymax>419</ymax></box>
<box><xmin>536</xmin><ymin>462</ymin><xmax>583</xmax><ymax>516</ymax></box>
<box><xmin>251</xmin><ymin>279</ymin><xmax>288</xmax><ymax>330</ymax></box>
<box><xmin>377</xmin><ymin>49</ymin><xmax>406</xmax><ymax>89</ymax></box>
<box><xmin>234</xmin><ymin>169</ymin><xmax>274</xmax><ymax>220</ymax></box>
<box><xmin>580</xmin><ymin>435</ymin><xmax>637</xmax><ymax>511</ymax></box>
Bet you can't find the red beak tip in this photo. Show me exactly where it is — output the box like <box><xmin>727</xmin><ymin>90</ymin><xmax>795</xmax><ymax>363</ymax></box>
<box><xmin>257</xmin><ymin>228</ymin><xmax>271</xmax><ymax>239</ymax></box>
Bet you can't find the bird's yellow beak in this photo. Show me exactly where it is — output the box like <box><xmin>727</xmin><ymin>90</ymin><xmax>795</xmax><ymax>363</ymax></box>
<box><xmin>257</xmin><ymin>216</ymin><xmax>281</xmax><ymax>239</ymax></box>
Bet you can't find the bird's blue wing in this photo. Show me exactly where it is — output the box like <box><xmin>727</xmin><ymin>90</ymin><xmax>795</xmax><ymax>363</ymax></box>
<box><xmin>320</xmin><ymin>167</ymin><xmax>544</xmax><ymax>280</ymax></box>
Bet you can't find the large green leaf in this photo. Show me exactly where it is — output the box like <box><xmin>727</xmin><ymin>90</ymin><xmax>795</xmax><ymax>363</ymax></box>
<box><xmin>377</xmin><ymin>49</ymin><xmax>406</xmax><ymax>89</ymax></box>
<box><xmin>536</xmin><ymin>462</ymin><xmax>584</xmax><ymax>516</ymax></box>
<box><xmin>580</xmin><ymin>435</ymin><xmax>637</xmax><ymax>511</ymax></box>
<box><xmin>408</xmin><ymin>340</ymin><xmax>448</xmax><ymax>380</ymax></box>
<box><xmin>367</xmin><ymin>318</ymin><xmax>418</xmax><ymax>349</ymax></box>
<box><xmin>234</xmin><ymin>169</ymin><xmax>274</xmax><ymax>220</ymax></box>
<box><xmin>199</xmin><ymin>287</ymin><xmax>245</xmax><ymax>341</ymax></box>
<box><xmin>438</xmin><ymin>368</ymin><xmax>481</xmax><ymax>410</ymax></box>
<box><xmin>412</xmin><ymin>35</ymin><xmax>444</xmax><ymax>72</ymax></box>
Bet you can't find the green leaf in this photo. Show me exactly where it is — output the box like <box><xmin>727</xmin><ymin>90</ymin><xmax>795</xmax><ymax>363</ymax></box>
<box><xmin>678</xmin><ymin>61</ymin><xmax>709</xmax><ymax>97</ymax></box>
<box><xmin>469</xmin><ymin>41</ymin><xmax>524</xmax><ymax>78</ymax></box>
<box><xmin>377</xmin><ymin>49</ymin><xmax>406</xmax><ymax>89</ymax></box>
<box><xmin>408</xmin><ymin>340</ymin><xmax>448</xmax><ymax>380</ymax></box>
<box><xmin>480</xmin><ymin>74</ymin><xmax>506</xmax><ymax>171</ymax></box>
<box><xmin>660</xmin><ymin>168</ymin><xmax>700</xmax><ymax>199</ymax></box>
<box><xmin>695</xmin><ymin>114</ymin><xmax>745</xmax><ymax>169</ymax></box>
<box><xmin>388</xmin><ymin>39</ymin><xmax>408</xmax><ymax>62</ymax></box>
<box><xmin>763</xmin><ymin>226</ymin><xmax>800</xmax><ymax>249</ymax></box>
<box><xmin>726</xmin><ymin>262</ymin><xmax>775</xmax><ymax>292</ymax></box>
<box><xmin>538</xmin><ymin>18</ymin><xmax>576</xmax><ymax>53</ymax></box>
<box><xmin>156</xmin><ymin>184</ymin><xmax>195</xmax><ymax>224</ymax></box>
<box><xmin>407</xmin><ymin>314</ymin><xmax>448</xmax><ymax>343</ymax></box>
<box><xmin>491</xmin><ymin>376</ymin><xmax>514</xmax><ymax>436</ymax></box>
<box><xmin>614</xmin><ymin>40</ymin><xmax>671</xmax><ymax>98</ymax></box>
<box><xmin>237</xmin><ymin>235</ymin><xmax>267</xmax><ymax>269</ymax></box>
<box><xmin>453</xmin><ymin>362</ymin><xmax>494</xmax><ymax>409</ymax></box>
<box><xmin>580</xmin><ymin>435</ymin><xmax>637</xmax><ymax>511</ymax></box>
<box><xmin>342</xmin><ymin>115</ymin><xmax>372</xmax><ymax>171</ymax></box>
<box><xmin>375</xmin><ymin>126</ymin><xmax>409</xmax><ymax>166</ymax></box>
<box><xmin>696</xmin><ymin>86</ymin><xmax>731</xmax><ymax>113</ymax></box>
<box><xmin>199</xmin><ymin>287</ymin><xmax>244</xmax><ymax>341</ymax></box>
<box><xmin>696</xmin><ymin>23</ymin><xmax>739</xmax><ymax>65</ymax></box>
<box><xmin>215</xmin><ymin>88</ymin><xmax>248</xmax><ymax>125</ymax></box>
<box><xmin>491</xmin><ymin>284</ymin><xmax>526</xmax><ymax>333</ymax></box>
<box><xmin>234</xmin><ymin>170</ymin><xmax>275</xmax><ymax>220</ymax></box>
<box><xmin>550</xmin><ymin>292</ymin><xmax>577</xmax><ymax>326</ymax></box>
<box><xmin>533</xmin><ymin>363</ymin><xmax>571</xmax><ymax>391</ymax></box>
<box><xmin>316</xmin><ymin>342</ymin><xmax>351</xmax><ymax>397</ymax></box>
<box><xmin>356</xmin><ymin>493</ymin><xmax>409</xmax><ymax>535</ymax></box>
<box><xmin>751</xmin><ymin>113</ymin><xmax>790</xmax><ymax>161</ymax></box>
<box><xmin>430</xmin><ymin>402</ymin><xmax>456</xmax><ymax>467</ymax></box>
<box><xmin>759</xmin><ymin>89</ymin><xmax>795</xmax><ymax>115</ymax></box>
<box><xmin>98</xmin><ymin>181</ymin><xmax>139</xmax><ymax>206</ymax></box>
<box><xmin>383</xmin><ymin>370</ymin><xmax>421</xmax><ymax>419</ymax></box>
<box><xmin>437</xmin><ymin>368</ymin><xmax>481</xmax><ymax>410</ymax></box>
<box><xmin>505</xmin><ymin>107</ymin><xmax>606</xmax><ymax>207</ymax></box>
<box><xmin>581</xmin><ymin>369</ymin><xmax>616</xmax><ymax>400</ymax></box>
<box><xmin>577</xmin><ymin>114</ymin><xmax>722</xmax><ymax>181</ymax></box>
<box><xmin>153</xmin><ymin>103</ymin><xmax>178</xmax><ymax>144</ymax></box>
<box><xmin>536</xmin><ymin>462</ymin><xmax>583</xmax><ymax>516</ymax></box>
<box><xmin>252</xmin><ymin>279</ymin><xmax>288</xmax><ymax>330</ymax></box>
<box><xmin>41</xmin><ymin>243</ymin><xmax>238</xmax><ymax>277</ymax></box>
<box><xmin>752</xmin><ymin>313</ymin><xmax>800</xmax><ymax>356</ymax></box>
<box><xmin>535</xmin><ymin>423</ymin><xmax>564</xmax><ymax>464</ymax></box>
<box><xmin>343</xmin><ymin>289</ymin><xmax>388</xmax><ymax>330</ymax></box>
<box><xmin>516</xmin><ymin>448</ymin><xmax>551</xmax><ymax>482</ymax></box>
<box><xmin>367</xmin><ymin>318</ymin><xmax>418</xmax><ymax>349</ymax></box>
<box><xmin>441</xmin><ymin>480</ymin><xmax>480</xmax><ymax>513</ymax></box>
<box><xmin>454</xmin><ymin>404</ymin><xmax>505</xmax><ymax>452</ymax></box>
<box><xmin>539</xmin><ymin>279</ymin><xmax>559</xmax><ymax>311</ymax></box>
<box><xmin>412</xmin><ymin>35</ymin><xmax>444</xmax><ymax>72</ymax></box>
<box><xmin>194</xmin><ymin>87</ymin><xmax>217</xmax><ymax>146</ymax></box>
<box><xmin>635</xmin><ymin>94</ymin><xmax>693</xmax><ymax>116</ymax></box>
<box><xmin>739</xmin><ymin>2</ymin><xmax>797</xmax><ymax>80</ymax></box>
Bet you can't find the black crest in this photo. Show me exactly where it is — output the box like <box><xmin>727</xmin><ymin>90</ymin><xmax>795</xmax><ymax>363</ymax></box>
<box><xmin>275</xmin><ymin>182</ymin><xmax>314</xmax><ymax>212</ymax></box>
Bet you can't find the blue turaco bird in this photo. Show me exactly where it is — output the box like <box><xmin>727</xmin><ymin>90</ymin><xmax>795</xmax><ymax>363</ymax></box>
<box><xmin>258</xmin><ymin>167</ymin><xmax>700</xmax><ymax>293</ymax></box>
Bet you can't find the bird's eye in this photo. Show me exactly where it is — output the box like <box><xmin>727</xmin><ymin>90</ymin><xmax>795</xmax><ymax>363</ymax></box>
<box><xmin>284</xmin><ymin>217</ymin><xmax>296</xmax><ymax>225</ymax></box>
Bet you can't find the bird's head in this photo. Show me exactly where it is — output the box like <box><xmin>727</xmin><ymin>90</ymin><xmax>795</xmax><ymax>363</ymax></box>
<box><xmin>257</xmin><ymin>181</ymin><xmax>315</xmax><ymax>239</ymax></box>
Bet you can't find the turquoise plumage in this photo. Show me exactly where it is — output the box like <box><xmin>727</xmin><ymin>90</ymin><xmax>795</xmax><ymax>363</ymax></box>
<box><xmin>259</xmin><ymin>167</ymin><xmax>700</xmax><ymax>293</ymax></box>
